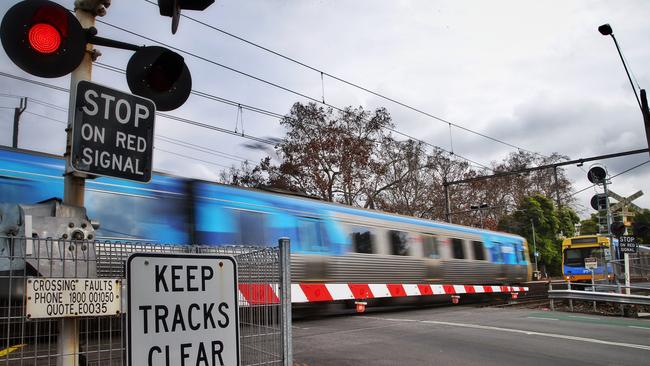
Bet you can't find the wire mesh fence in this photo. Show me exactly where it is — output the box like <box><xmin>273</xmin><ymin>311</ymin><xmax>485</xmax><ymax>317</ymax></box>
<box><xmin>0</xmin><ymin>236</ymin><xmax>291</xmax><ymax>365</ymax></box>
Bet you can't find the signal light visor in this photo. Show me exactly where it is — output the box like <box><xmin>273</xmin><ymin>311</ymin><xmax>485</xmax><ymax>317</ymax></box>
<box><xmin>28</xmin><ymin>23</ymin><xmax>61</xmax><ymax>54</ymax></box>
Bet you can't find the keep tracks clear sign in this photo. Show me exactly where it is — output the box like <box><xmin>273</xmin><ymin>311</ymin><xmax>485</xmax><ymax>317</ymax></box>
<box><xmin>127</xmin><ymin>253</ymin><xmax>239</xmax><ymax>366</ymax></box>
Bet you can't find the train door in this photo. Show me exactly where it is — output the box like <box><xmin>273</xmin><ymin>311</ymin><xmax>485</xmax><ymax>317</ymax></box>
<box><xmin>490</xmin><ymin>240</ymin><xmax>508</xmax><ymax>282</ymax></box>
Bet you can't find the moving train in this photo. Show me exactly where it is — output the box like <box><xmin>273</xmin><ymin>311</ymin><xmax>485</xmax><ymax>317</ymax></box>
<box><xmin>0</xmin><ymin>147</ymin><xmax>531</xmax><ymax>285</ymax></box>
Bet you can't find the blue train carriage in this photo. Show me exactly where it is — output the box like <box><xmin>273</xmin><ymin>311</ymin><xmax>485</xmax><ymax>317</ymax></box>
<box><xmin>1</xmin><ymin>147</ymin><xmax>531</xmax><ymax>286</ymax></box>
<box><xmin>192</xmin><ymin>180</ymin><xmax>531</xmax><ymax>284</ymax></box>
<box><xmin>0</xmin><ymin>147</ymin><xmax>192</xmax><ymax>244</ymax></box>
<box><xmin>561</xmin><ymin>235</ymin><xmax>614</xmax><ymax>282</ymax></box>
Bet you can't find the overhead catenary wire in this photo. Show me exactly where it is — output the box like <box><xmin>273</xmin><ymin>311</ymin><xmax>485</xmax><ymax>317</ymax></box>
<box><xmin>92</xmin><ymin>61</ymin><xmax>491</xmax><ymax>170</ymax></box>
<box><xmin>140</xmin><ymin>0</ymin><xmax>545</xmax><ymax>159</ymax></box>
<box><xmin>567</xmin><ymin>159</ymin><xmax>650</xmax><ymax>199</ymax></box>
<box><xmin>0</xmin><ymin>71</ymin><xmax>278</xmax><ymax>146</ymax></box>
<box><xmin>154</xmin><ymin>147</ymin><xmax>233</xmax><ymax>169</ymax></box>
<box><xmin>93</xmin><ymin>19</ymin><xmax>494</xmax><ymax>171</ymax></box>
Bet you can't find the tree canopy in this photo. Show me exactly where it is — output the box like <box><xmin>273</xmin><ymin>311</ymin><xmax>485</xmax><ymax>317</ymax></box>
<box><xmin>497</xmin><ymin>195</ymin><xmax>579</xmax><ymax>275</ymax></box>
<box><xmin>220</xmin><ymin>102</ymin><xmax>578</xmax><ymax>233</ymax></box>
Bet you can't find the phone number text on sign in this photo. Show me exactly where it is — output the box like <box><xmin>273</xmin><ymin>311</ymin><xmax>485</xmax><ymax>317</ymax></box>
<box><xmin>26</xmin><ymin>278</ymin><xmax>122</xmax><ymax>319</ymax></box>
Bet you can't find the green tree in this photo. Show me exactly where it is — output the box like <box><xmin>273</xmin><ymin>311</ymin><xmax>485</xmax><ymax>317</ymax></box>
<box><xmin>633</xmin><ymin>209</ymin><xmax>650</xmax><ymax>244</ymax></box>
<box><xmin>579</xmin><ymin>214</ymin><xmax>600</xmax><ymax>235</ymax></box>
<box><xmin>497</xmin><ymin>194</ymin><xmax>579</xmax><ymax>276</ymax></box>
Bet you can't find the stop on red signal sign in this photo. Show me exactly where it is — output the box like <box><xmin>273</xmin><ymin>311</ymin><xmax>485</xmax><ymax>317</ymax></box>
<box><xmin>1</xmin><ymin>0</ymin><xmax>87</xmax><ymax>78</ymax></box>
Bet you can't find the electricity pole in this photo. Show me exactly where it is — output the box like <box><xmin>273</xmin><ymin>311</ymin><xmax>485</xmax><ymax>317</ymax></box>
<box><xmin>12</xmin><ymin>97</ymin><xmax>27</xmax><ymax>148</ymax></box>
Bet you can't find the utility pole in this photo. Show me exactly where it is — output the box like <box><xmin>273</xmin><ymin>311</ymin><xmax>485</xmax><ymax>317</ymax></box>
<box><xmin>59</xmin><ymin>3</ymin><xmax>104</xmax><ymax>365</ymax></box>
<box><xmin>12</xmin><ymin>97</ymin><xmax>27</xmax><ymax>148</ymax></box>
<box><xmin>642</xmin><ymin>89</ymin><xmax>650</xmax><ymax>157</ymax></box>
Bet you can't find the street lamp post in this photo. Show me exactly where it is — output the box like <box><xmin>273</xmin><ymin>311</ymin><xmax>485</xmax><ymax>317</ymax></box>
<box><xmin>599</xmin><ymin>24</ymin><xmax>650</xmax><ymax>157</ymax></box>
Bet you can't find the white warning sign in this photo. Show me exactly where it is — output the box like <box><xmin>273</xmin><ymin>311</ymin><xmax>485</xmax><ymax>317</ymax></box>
<box><xmin>127</xmin><ymin>253</ymin><xmax>239</xmax><ymax>366</ymax></box>
<box><xmin>25</xmin><ymin>278</ymin><xmax>121</xmax><ymax>319</ymax></box>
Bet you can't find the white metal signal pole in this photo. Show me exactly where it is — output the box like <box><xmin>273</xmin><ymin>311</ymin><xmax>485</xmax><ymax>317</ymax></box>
<box><xmin>59</xmin><ymin>2</ymin><xmax>106</xmax><ymax>365</ymax></box>
<box><xmin>602</xmin><ymin>178</ymin><xmax>614</xmax><ymax>283</ymax></box>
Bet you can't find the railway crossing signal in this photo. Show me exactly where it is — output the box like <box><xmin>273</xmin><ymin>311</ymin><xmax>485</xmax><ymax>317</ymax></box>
<box><xmin>587</xmin><ymin>166</ymin><xmax>607</xmax><ymax>184</ymax></box>
<box><xmin>610</xmin><ymin>221</ymin><xmax>626</xmax><ymax>237</ymax></box>
<box><xmin>1</xmin><ymin>0</ymin><xmax>193</xmax><ymax>111</ymax></box>
<box><xmin>0</xmin><ymin>0</ymin><xmax>87</xmax><ymax>78</ymax></box>
<box><xmin>158</xmin><ymin>0</ymin><xmax>216</xmax><ymax>34</ymax></box>
<box><xmin>127</xmin><ymin>46</ymin><xmax>192</xmax><ymax>111</ymax></box>
<box><xmin>590</xmin><ymin>193</ymin><xmax>608</xmax><ymax>211</ymax></box>
<box><xmin>608</xmin><ymin>190</ymin><xmax>643</xmax><ymax>212</ymax></box>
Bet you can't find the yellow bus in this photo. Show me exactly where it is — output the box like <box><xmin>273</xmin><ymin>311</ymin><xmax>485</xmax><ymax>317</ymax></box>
<box><xmin>561</xmin><ymin>235</ymin><xmax>613</xmax><ymax>282</ymax></box>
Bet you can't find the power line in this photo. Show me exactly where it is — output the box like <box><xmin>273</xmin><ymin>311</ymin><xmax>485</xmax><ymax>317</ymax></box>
<box><xmin>0</xmin><ymin>71</ymin><xmax>278</xmax><ymax>146</ymax></box>
<box><xmin>154</xmin><ymin>147</ymin><xmax>233</xmax><ymax>169</ymax></box>
<box><xmin>141</xmin><ymin>0</ymin><xmax>544</xmax><ymax>158</ymax></box>
<box><xmin>93</xmin><ymin>62</ymin><xmax>285</xmax><ymax>119</ymax></box>
<box><xmin>24</xmin><ymin>111</ymin><xmax>67</xmax><ymax>125</ymax></box>
<box><xmin>156</xmin><ymin>135</ymin><xmax>252</xmax><ymax>163</ymax></box>
<box><xmin>568</xmin><ymin>159</ymin><xmax>650</xmax><ymax>198</ymax></box>
<box><xmin>93</xmin><ymin>59</ymin><xmax>491</xmax><ymax>170</ymax></box>
<box><xmin>94</xmin><ymin>19</ymin><xmax>493</xmax><ymax>170</ymax></box>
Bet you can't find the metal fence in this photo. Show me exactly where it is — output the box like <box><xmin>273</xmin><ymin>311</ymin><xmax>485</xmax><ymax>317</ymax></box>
<box><xmin>0</xmin><ymin>236</ymin><xmax>291</xmax><ymax>365</ymax></box>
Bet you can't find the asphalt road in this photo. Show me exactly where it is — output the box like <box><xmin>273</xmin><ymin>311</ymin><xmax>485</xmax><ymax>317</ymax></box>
<box><xmin>292</xmin><ymin>306</ymin><xmax>650</xmax><ymax>366</ymax></box>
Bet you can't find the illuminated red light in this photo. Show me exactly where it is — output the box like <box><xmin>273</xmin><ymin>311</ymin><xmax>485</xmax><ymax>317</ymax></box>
<box><xmin>28</xmin><ymin>23</ymin><xmax>61</xmax><ymax>54</ymax></box>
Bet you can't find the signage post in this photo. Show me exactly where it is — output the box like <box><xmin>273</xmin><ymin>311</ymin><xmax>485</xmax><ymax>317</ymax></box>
<box><xmin>619</xmin><ymin>235</ymin><xmax>638</xmax><ymax>295</ymax></box>
<box><xmin>127</xmin><ymin>253</ymin><xmax>240</xmax><ymax>366</ymax></box>
<box><xmin>584</xmin><ymin>257</ymin><xmax>598</xmax><ymax>311</ymax></box>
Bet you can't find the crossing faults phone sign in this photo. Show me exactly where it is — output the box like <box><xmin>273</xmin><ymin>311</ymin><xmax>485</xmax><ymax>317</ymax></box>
<box><xmin>128</xmin><ymin>253</ymin><xmax>239</xmax><ymax>366</ymax></box>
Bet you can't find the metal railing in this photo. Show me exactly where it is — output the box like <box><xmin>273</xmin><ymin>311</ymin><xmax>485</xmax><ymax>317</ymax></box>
<box><xmin>0</xmin><ymin>236</ymin><xmax>292</xmax><ymax>365</ymax></box>
<box><xmin>548</xmin><ymin>281</ymin><xmax>650</xmax><ymax>313</ymax></box>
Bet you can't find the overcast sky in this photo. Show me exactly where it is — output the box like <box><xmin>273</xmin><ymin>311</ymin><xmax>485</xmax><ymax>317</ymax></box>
<box><xmin>1</xmin><ymin>0</ymin><xmax>649</xmax><ymax>218</ymax></box>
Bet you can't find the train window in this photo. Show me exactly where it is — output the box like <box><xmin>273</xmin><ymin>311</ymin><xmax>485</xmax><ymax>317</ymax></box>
<box><xmin>298</xmin><ymin>218</ymin><xmax>326</xmax><ymax>252</ymax></box>
<box><xmin>422</xmin><ymin>234</ymin><xmax>439</xmax><ymax>259</ymax></box>
<box><xmin>472</xmin><ymin>241</ymin><xmax>485</xmax><ymax>260</ymax></box>
<box><xmin>518</xmin><ymin>245</ymin><xmax>526</xmax><ymax>263</ymax></box>
<box><xmin>236</xmin><ymin>210</ymin><xmax>266</xmax><ymax>245</ymax></box>
<box><xmin>491</xmin><ymin>242</ymin><xmax>504</xmax><ymax>262</ymax></box>
<box><xmin>389</xmin><ymin>230</ymin><xmax>410</xmax><ymax>256</ymax></box>
<box><xmin>350</xmin><ymin>227</ymin><xmax>374</xmax><ymax>254</ymax></box>
<box><xmin>451</xmin><ymin>238</ymin><xmax>464</xmax><ymax>259</ymax></box>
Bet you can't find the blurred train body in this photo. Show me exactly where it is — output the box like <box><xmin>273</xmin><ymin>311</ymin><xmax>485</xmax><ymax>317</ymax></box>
<box><xmin>0</xmin><ymin>147</ymin><xmax>532</xmax><ymax>285</ymax></box>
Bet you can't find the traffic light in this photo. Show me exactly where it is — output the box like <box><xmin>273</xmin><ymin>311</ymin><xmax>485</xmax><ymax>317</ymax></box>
<box><xmin>126</xmin><ymin>46</ymin><xmax>192</xmax><ymax>111</ymax></box>
<box><xmin>590</xmin><ymin>194</ymin><xmax>608</xmax><ymax>211</ymax></box>
<box><xmin>158</xmin><ymin>0</ymin><xmax>215</xmax><ymax>34</ymax></box>
<box><xmin>610</xmin><ymin>221</ymin><xmax>626</xmax><ymax>237</ymax></box>
<box><xmin>587</xmin><ymin>166</ymin><xmax>607</xmax><ymax>184</ymax></box>
<box><xmin>1</xmin><ymin>0</ymin><xmax>87</xmax><ymax>78</ymax></box>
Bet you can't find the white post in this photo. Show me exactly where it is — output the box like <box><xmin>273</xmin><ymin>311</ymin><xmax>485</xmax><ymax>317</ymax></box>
<box><xmin>58</xmin><ymin>1</ymin><xmax>102</xmax><ymax>365</ymax></box>
<box><xmin>624</xmin><ymin>253</ymin><xmax>631</xmax><ymax>295</ymax></box>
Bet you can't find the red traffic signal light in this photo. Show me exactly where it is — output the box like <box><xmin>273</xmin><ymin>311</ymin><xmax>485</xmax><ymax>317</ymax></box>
<box><xmin>126</xmin><ymin>46</ymin><xmax>192</xmax><ymax>111</ymax></box>
<box><xmin>1</xmin><ymin>0</ymin><xmax>86</xmax><ymax>78</ymax></box>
